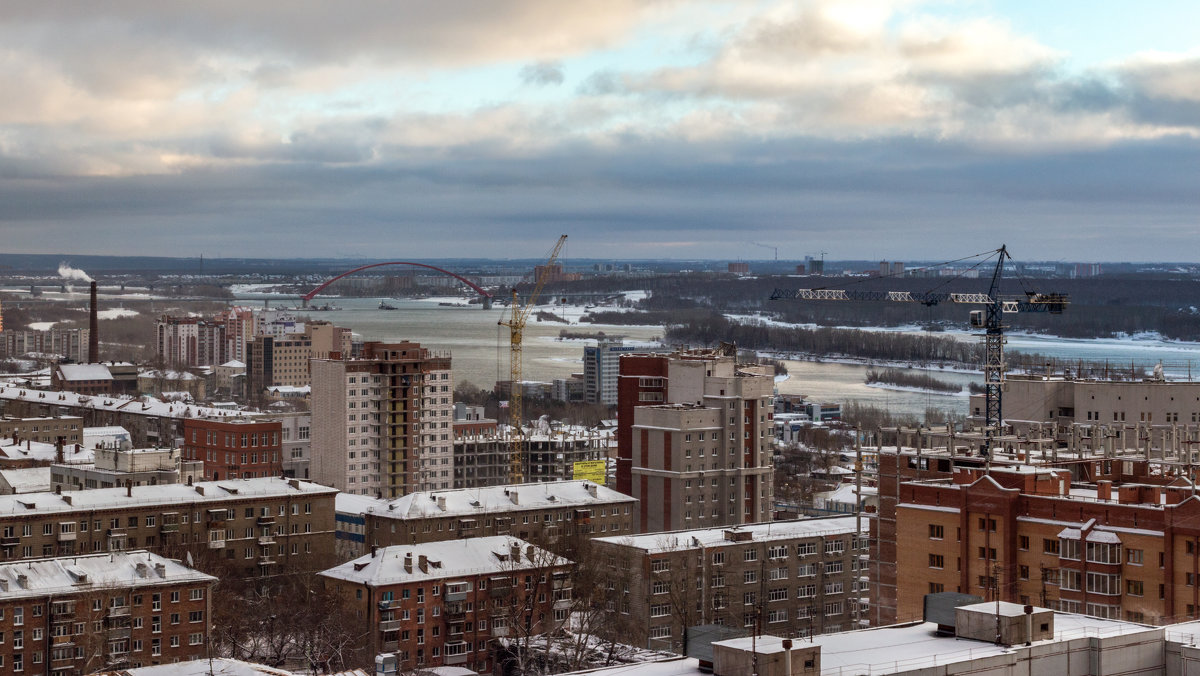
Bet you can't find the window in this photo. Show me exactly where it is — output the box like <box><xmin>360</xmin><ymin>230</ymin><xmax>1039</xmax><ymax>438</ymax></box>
<box><xmin>928</xmin><ymin>554</ymin><xmax>944</xmax><ymax>569</ymax></box>
<box><xmin>1018</xmin><ymin>535</ymin><xmax>1029</xmax><ymax>550</ymax></box>
<box><xmin>1060</xmin><ymin>569</ymin><xmax>1081</xmax><ymax>592</ymax></box>
<box><xmin>743</xmin><ymin>570</ymin><xmax>757</xmax><ymax>584</ymax></box>
<box><xmin>824</xmin><ymin>540</ymin><xmax>844</xmax><ymax>555</ymax></box>
<box><xmin>797</xmin><ymin>563</ymin><xmax>815</xmax><ymax>577</ymax></box>
<box><xmin>824</xmin><ymin>601</ymin><xmax>844</xmax><ymax>615</ymax></box>
<box><xmin>1043</xmin><ymin>539</ymin><xmax>1060</xmax><ymax>555</ymax></box>
<box><xmin>1060</xmin><ymin>538</ymin><xmax>1080</xmax><ymax>561</ymax></box>
<box><xmin>649</xmin><ymin>604</ymin><xmax>670</xmax><ymax>618</ymax></box>
<box><xmin>797</xmin><ymin>542</ymin><xmax>816</xmax><ymax>557</ymax></box>
<box><xmin>768</xmin><ymin>545</ymin><xmax>788</xmax><ymax>559</ymax></box>
<box><xmin>978</xmin><ymin>518</ymin><xmax>996</xmax><ymax>532</ymax></box>
<box><xmin>1127</xmin><ymin>549</ymin><xmax>1144</xmax><ymax>565</ymax></box>
<box><xmin>650</xmin><ymin>559</ymin><xmax>669</xmax><ymax>573</ymax></box>
<box><xmin>1127</xmin><ymin>579</ymin><xmax>1144</xmax><ymax>597</ymax></box>
<box><xmin>743</xmin><ymin>549</ymin><xmax>758</xmax><ymax>562</ymax></box>
<box><xmin>929</xmin><ymin>524</ymin><xmax>944</xmax><ymax>540</ymax></box>
<box><xmin>1086</xmin><ymin>542</ymin><xmax>1120</xmax><ymax>564</ymax></box>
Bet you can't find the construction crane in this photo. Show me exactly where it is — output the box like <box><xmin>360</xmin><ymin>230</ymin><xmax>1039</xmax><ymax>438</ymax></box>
<box><xmin>499</xmin><ymin>234</ymin><xmax>568</xmax><ymax>483</ymax></box>
<box><xmin>771</xmin><ymin>245</ymin><xmax>1067</xmax><ymax>453</ymax></box>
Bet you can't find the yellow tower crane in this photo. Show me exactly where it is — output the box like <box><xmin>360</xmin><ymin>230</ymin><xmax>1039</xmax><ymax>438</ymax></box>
<box><xmin>499</xmin><ymin>234</ymin><xmax>567</xmax><ymax>484</ymax></box>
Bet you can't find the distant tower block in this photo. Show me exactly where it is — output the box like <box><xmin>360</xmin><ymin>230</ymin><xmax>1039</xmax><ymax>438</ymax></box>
<box><xmin>879</xmin><ymin>261</ymin><xmax>889</xmax><ymax>276</ymax></box>
<box><xmin>892</xmin><ymin>261</ymin><xmax>905</xmax><ymax>276</ymax></box>
<box><xmin>728</xmin><ymin>262</ymin><xmax>750</xmax><ymax>275</ymax></box>
<box><xmin>795</xmin><ymin>264</ymin><xmax>806</xmax><ymax>275</ymax></box>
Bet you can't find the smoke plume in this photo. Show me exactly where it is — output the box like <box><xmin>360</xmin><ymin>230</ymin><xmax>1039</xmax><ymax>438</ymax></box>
<box><xmin>58</xmin><ymin>263</ymin><xmax>94</xmax><ymax>283</ymax></box>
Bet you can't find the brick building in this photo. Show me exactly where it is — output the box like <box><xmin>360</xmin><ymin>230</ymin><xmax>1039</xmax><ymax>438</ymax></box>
<box><xmin>893</xmin><ymin>461</ymin><xmax>1200</xmax><ymax>626</ymax></box>
<box><xmin>0</xmin><ymin>550</ymin><xmax>216</xmax><ymax>672</ymax></box>
<box><xmin>591</xmin><ymin>517</ymin><xmax>868</xmax><ymax>653</ymax></box>
<box><xmin>319</xmin><ymin>536</ymin><xmax>570</xmax><ymax>673</ymax></box>
<box><xmin>336</xmin><ymin>480</ymin><xmax>636</xmax><ymax>559</ymax></box>
<box><xmin>618</xmin><ymin>349</ymin><xmax>775</xmax><ymax>532</ymax></box>
<box><xmin>0</xmin><ymin>416</ymin><xmax>83</xmax><ymax>445</ymax></box>
<box><xmin>181</xmin><ymin>417</ymin><xmax>284</xmax><ymax>480</ymax></box>
<box><xmin>0</xmin><ymin>478</ymin><xmax>337</xmax><ymax>578</ymax></box>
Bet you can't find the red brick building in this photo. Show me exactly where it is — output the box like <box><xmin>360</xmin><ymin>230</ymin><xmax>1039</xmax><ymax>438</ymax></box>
<box><xmin>319</xmin><ymin>536</ymin><xmax>569</xmax><ymax>673</ymax></box>
<box><xmin>0</xmin><ymin>550</ymin><xmax>216</xmax><ymax>672</ymax></box>
<box><xmin>182</xmin><ymin>417</ymin><xmax>283</xmax><ymax>481</ymax></box>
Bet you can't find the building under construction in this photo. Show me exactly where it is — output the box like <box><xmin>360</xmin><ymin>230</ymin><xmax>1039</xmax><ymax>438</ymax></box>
<box><xmin>868</xmin><ymin>417</ymin><xmax>1200</xmax><ymax>628</ymax></box>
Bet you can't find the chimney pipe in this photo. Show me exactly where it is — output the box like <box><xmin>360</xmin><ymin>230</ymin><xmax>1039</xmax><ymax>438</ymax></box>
<box><xmin>55</xmin><ymin>436</ymin><xmax>65</xmax><ymax>464</ymax></box>
<box><xmin>89</xmin><ymin>281</ymin><xmax>99</xmax><ymax>363</ymax></box>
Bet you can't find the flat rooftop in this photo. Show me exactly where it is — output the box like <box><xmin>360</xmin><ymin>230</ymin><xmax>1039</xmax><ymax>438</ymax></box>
<box><xmin>593</xmin><ymin>516</ymin><xmax>863</xmax><ymax>553</ymax></box>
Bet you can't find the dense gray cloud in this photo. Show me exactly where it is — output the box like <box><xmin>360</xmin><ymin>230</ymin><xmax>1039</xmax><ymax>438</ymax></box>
<box><xmin>0</xmin><ymin>0</ymin><xmax>1197</xmax><ymax>261</ymax></box>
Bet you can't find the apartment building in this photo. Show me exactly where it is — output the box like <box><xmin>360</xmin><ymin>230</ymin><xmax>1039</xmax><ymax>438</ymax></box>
<box><xmin>583</xmin><ymin>340</ymin><xmax>668</xmax><ymax>405</ymax></box>
<box><xmin>618</xmin><ymin>349</ymin><xmax>775</xmax><ymax>532</ymax></box>
<box><xmin>0</xmin><ymin>384</ymin><xmax>258</xmax><ymax>448</ymax></box>
<box><xmin>971</xmin><ymin>373</ymin><xmax>1200</xmax><ymax>427</ymax></box>
<box><xmin>319</xmin><ymin>537</ymin><xmax>570</xmax><ymax>673</ymax></box>
<box><xmin>156</xmin><ymin>317</ymin><xmax>226</xmax><ymax>368</ymax></box>
<box><xmin>893</xmin><ymin>458</ymin><xmax>1200</xmax><ymax>626</ymax></box>
<box><xmin>0</xmin><ymin>416</ymin><xmax>83</xmax><ymax>445</ymax></box>
<box><xmin>0</xmin><ymin>478</ymin><xmax>337</xmax><ymax>577</ymax></box>
<box><xmin>51</xmin><ymin>445</ymin><xmax>203</xmax><ymax>491</ymax></box>
<box><xmin>451</xmin><ymin>426</ymin><xmax>609</xmax><ymax>489</ymax></box>
<box><xmin>0</xmin><ymin>551</ymin><xmax>216</xmax><ymax>672</ymax></box>
<box><xmin>276</xmin><ymin>412</ymin><xmax>312</xmax><ymax>479</ymax></box>
<box><xmin>311</xmin><ymin>342</ymin><xmax>450</xmax><ymax>498</ymax></box>
<box><xmin>181</xmin><ymin>416</ymin><xmax>283</xmax><ymax>480</ymax></box>
<box><xmin>591</xmin><ymin>517</ymin><xmax>868</xmax><ymax>653</ymax></box>
<box><xmin>339</xmin><ymin>480</ymin><xmax>636</xmax><ymax>557</ymax></box>
<box><xmin>1</xmin><ymin>327</ymin><xmax>90</xmax><ymax>362</ymax></box>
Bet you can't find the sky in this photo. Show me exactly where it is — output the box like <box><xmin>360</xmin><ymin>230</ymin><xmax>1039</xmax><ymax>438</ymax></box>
<box><xmin>1</xmin><ymin>0</ymin><xmax>1197</xmax><ymax>262</ymax></box>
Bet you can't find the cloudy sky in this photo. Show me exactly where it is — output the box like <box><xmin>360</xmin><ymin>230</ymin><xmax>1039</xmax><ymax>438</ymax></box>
<box><xmin>1</xmin><ymin>0</ymin><xmax>1197</xmax><ymax>262</ymax></box>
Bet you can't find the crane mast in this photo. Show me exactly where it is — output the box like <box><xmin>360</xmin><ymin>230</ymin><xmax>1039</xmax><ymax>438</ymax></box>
<box><xmin>500</xmin><ymin>235</ymin><xmax>568</xmax><ymax>483</ymax></box>
<box><xmin>771</xmin><ymin>245</ymin><xmax>1067</xmax><ymax>454</ymax></box>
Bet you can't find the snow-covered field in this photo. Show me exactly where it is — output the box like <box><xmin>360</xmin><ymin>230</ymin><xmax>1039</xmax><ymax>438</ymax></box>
<box><xmin>98</xmin><ymin>308</ymin><xmax>139</xmax><ymax>320</ymax></box>
<box><xmin>27</xmin><ymin>322</ymin><xmax>56</xmax><ymax>331</ymax></box>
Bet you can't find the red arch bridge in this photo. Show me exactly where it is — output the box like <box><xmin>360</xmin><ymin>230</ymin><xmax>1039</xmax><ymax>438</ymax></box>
<box><xmin>302</xmin><ymin>262</ymin><xmax>494</xmax><ymax>308</ymax></box>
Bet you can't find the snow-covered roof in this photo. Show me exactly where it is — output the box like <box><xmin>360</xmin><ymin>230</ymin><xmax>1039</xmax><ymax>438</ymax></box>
<box><xmin>139</xmin><ymin>369</ymin><xmax>199</xmax><ymax>380</ymax></box>
<box><xmin>320</xmin><ymin>536</ymin><xmax>569</xmax><ymax>586</ymax></box>
<box><xmin>0</xmin><ymin>550</ymin><xmax>214</xmax><ymax>602</ymax></box>
<box><xmin>0</xmin><ymin>438</ymin><xmax>93</xmax><ymax>464</ymax></box>
<box><xmin>105</xmin><ymin>658</ymin><xmax>293</xmax><ymax>676</ymax></box>
<box><xmin>0</xmin><ymin>467</ymin><xmax>51</xmax><ymax>493</ymax></box>
<box><xmin>593</xmin><ymin>516</ymin><xmax>862</xmax><ymax>554</ymax></box>
<box><xmin>0</xmin><ymin>477</ymin><xmax>337</xmax><ymax>517</ymax></box>
<box><xmin>352</xmin><ymin>480</ymin><xmax>635</xmax><ymax>520</ymax></box>
<box><xmin>0</xmin><ymin>384</ymin><xmax>256</xmax><ymax>421</ymax></box>
<box><xmin>56</xmin><ymin>364</ymin><xmax>112</xmax><ymax>381</ymax></box>
<box><xmin>336</xmin><ymin>492</ymin><xmax>384</xmax><ymax>515</ymax></box>
<box><xmin>220</xmin><ymin>360</ymin><xmax>246</xmax><ymax>368</ymax></box>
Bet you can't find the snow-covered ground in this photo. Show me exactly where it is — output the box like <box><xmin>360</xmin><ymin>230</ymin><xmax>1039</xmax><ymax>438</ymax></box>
<box><xmin>97</xmin><ymin>308</ymin><xmax>139</xmax><ymax>320</ymax></box>
<box><xmin>27</xmin><ymin>322</ymin><xmax>56</xmax><ymax>331</ymax></box>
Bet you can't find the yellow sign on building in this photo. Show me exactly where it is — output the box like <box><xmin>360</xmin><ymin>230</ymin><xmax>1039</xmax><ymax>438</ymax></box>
<box><xmin>572</xmin><ymin>460</ymin><xmax>607</xmax><ymax>484</ymax></box>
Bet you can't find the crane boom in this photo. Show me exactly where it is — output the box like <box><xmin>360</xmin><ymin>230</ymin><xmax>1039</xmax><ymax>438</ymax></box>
<box><xmin>771</xmin><ymin>245</ymin><xmax>1067</xmax><ymax>454</ymax></box>
<box><xmin>500</xmin><ymin>234</ymin><xmax>568</xmax><ymax>483</ymax></box>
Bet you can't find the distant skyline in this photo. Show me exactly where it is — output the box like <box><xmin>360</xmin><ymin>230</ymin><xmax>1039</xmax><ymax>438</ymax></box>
<box><xmin>1</xmin><ymin>1</ymin><xmax>1197</xmax><ymax>261</ymax></box>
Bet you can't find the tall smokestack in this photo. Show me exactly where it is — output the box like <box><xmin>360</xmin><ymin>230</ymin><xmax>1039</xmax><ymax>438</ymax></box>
<box><xmin>88</xmin><ymin>281</ymin><xmax>99</xmax><ymax>363</ymax></box>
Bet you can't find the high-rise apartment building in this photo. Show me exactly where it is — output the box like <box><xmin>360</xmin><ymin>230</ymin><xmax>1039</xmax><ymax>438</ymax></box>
<box><xmin>311</xmin><ymin>342</ymin><xmax>450</xmax><ymax>498</ymax></box>
<box><xmin>155</xmin><ymin>317</ymin><xmax>226</xmax><ymax>368</ymax></box>
<box><xmin>583</xmin><ymin>340</ymin><xmax>667</xmax><ymax>405</ymax></box>
<box><xmin>618</xmin><ymin>350</ymin><xmax>775</xmax><ymax>532</ymax></box>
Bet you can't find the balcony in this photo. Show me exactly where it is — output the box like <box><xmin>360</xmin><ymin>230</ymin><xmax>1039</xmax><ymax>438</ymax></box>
<box><xmin>446</xmin><ymin>590</ymin><xmax>468</xmax><ymax>602</ymax></box>
<box><xmin>106</xmin><ymin>626</ymin><xmax>132</xmax><ymax>639</ymax></box>
<box><xmin>492</xmin><ymin>626</ymin><xmax>510</xmax><ymax>637</ymax></box>
<box><xmin>489</xmin><ymin>584</ymin><xmax>512</xmax><ymax>598</ymax></box>
<box><xmin>58</xmin><ymin>531</ymin><xmax>77</xmax><ymax>542</ymax></box>
<box><xmin>444</xmin><ymin>646</ymin><xmax>469</xmax><ymax>666</ymax></box>
<box><xmin>379</xmin><ymin>619</ymin><xmax>402</xmax><ymax>632</ymax></box>
<box><xmin>106</xmin><ymin>606</ymin><xmax>130</xmax><ymax>618</ymax></box>
<box><xmin>0</xmin><ymin>536</ymin><xmax>18</xmax><ymax>547</ymax></box>
<box><xmin>382</xmin><ymin>640</ymin><xmax>399</xmax><ymax>652</ymax></box>
<box><xmin>208</xmin><ymin>539</ymin><xmax>225</xmax><ymax>549</ymax></box>
<box><xmin>257</xmin><ymin>516</ymin><xmax>276</xmax><ymax>526</ymax></box>
<box><xmin>258</xmin><ymin>536</ymin><xmax>276</xmax><ymax>546</ymax></box>
<box><xmin>161</xmin><ymin>523</ymin><xmax>180</xmax><ymax>533</ymax></box>
<box><xmin>259</xmin><ymin>556</ymin><xmax>277</xmax><ymax>566</ymax></box>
